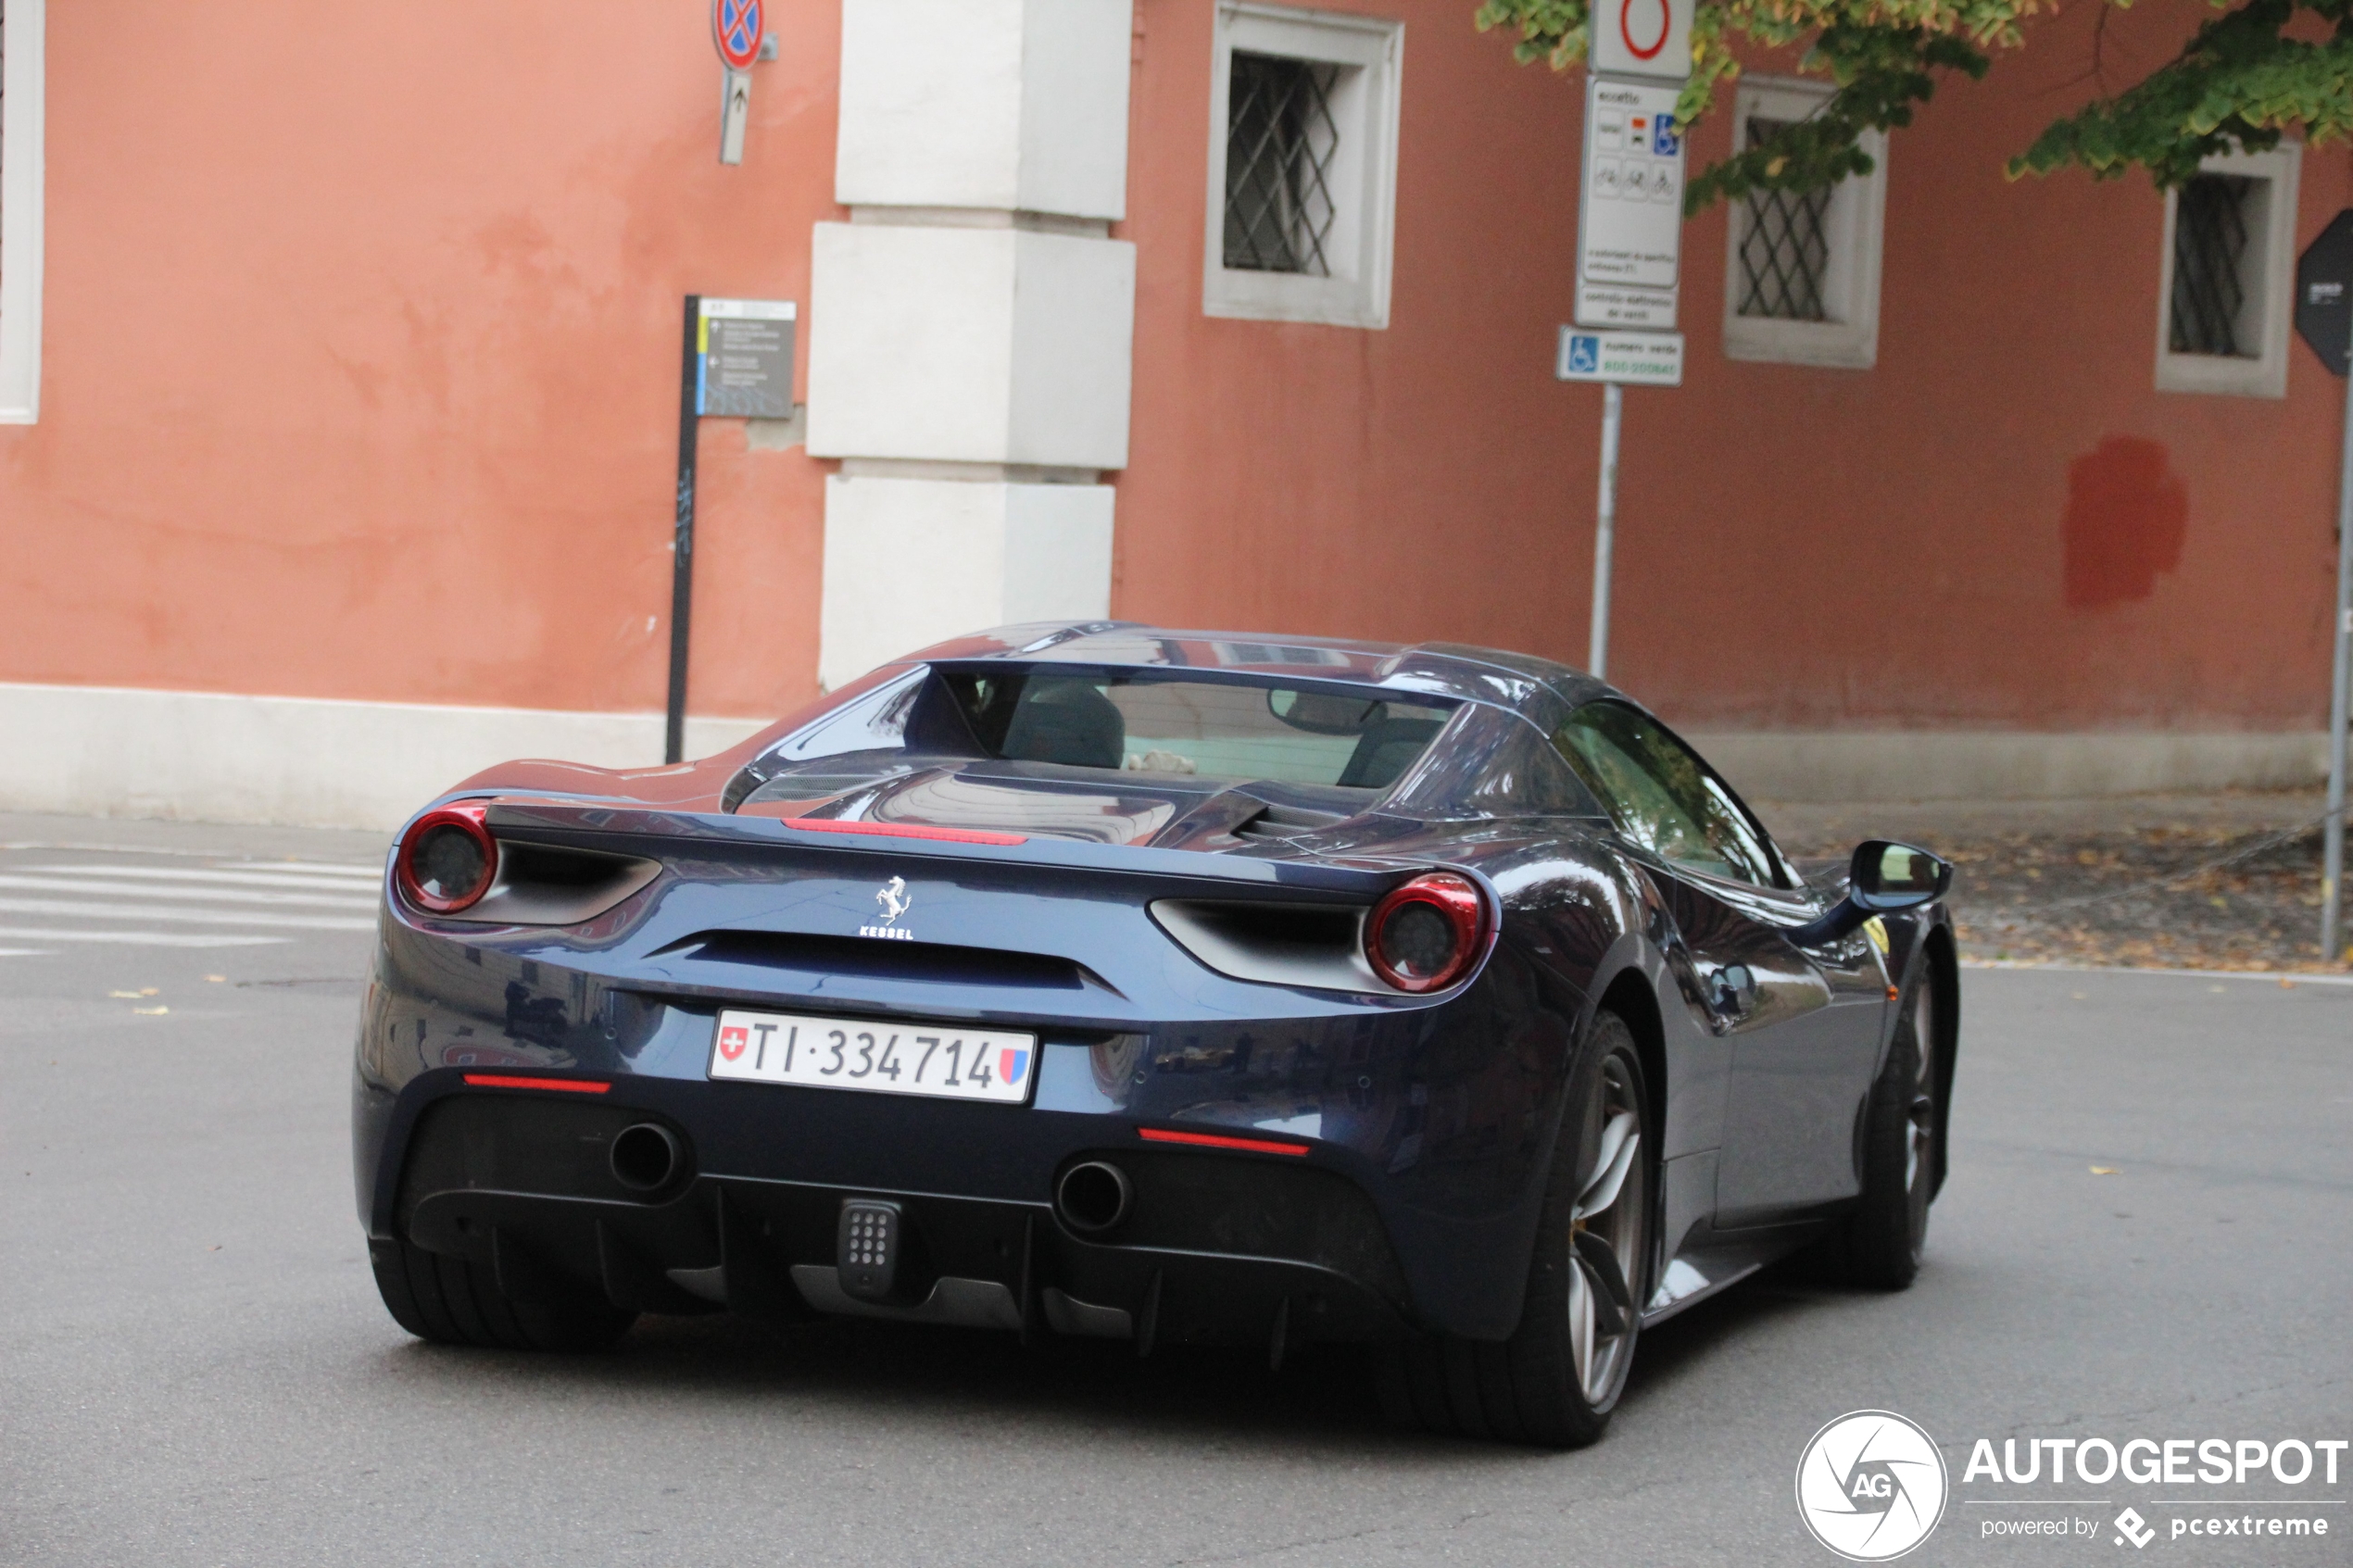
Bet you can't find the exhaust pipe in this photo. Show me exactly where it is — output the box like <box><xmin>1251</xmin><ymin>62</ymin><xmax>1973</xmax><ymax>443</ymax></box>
<box><xmin>1055</xmin><ymin>1160</ymin><xmax>1133</xmax><ymax>1234</ymax></box>
<box><xmin>610</xmin><ymin>1123</ymin><xmax>684</xmax><ymax>1193</ymax></box>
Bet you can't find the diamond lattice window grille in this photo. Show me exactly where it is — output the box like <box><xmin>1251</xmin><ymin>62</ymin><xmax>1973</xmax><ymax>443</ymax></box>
<box><xmin>2170</xmin><ymin>173</ymin><xmax>2255</xmax><ymax>358</ymax></box>
<box><xmin>1734</xmin><ymin>117</ymin><xmax>1835</xmax><ymax>322</ymax></box>
<box><xmin>1223</xmin><ymin>52</ymin><xmax>1340</xmax><ymax>277</ymax></box>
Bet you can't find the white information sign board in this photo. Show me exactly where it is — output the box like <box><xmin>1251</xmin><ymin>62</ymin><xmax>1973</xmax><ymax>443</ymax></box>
<box><xmin>1578</xmin><ymin>77</ymin><xmax>1686</xmax><ymax>298</ymax></box>
<box><xmin>1556</xmin><ymin>328</ymin><xmax>1684</xmax><ymax>387</ymax></box>
<box><xmin>1577</xmin><ymin>282</ymin><xmax>1678</xmax><ymax>332</ymax></box>
<box><xmin>1591</xmin><ymin>0</ymin><xmax>1693</xmax><ymax>82</ymax></box>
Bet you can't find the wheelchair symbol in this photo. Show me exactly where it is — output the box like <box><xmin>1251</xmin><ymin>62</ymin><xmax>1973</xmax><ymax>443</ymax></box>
<box><xmin>1567</xmin><ymin>335</ymin><xmax>1601</xmax><ymax>374</ymax></box>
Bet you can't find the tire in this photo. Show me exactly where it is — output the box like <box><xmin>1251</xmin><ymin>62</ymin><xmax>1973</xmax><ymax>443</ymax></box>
<box><xmin>1818</xmin><ymin>985</ymin><xmax>1937</xmax><ymax>1290</ymax></box>
<box><xmin>1378</xmin><ymin>1011</ymin><xmax>1654</xmax><ymax>1448</ymax></box>
<box><xmin>370</xmin><ymin>1237</ymin><xmax>637</xmax><ymax>1352</ymax></box>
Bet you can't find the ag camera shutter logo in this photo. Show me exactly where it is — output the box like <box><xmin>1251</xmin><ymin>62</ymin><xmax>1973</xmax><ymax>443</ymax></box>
<box><xmin>1795</xmin><ymin>1411</ymin><xmax>1949</xmax><ymax>1561</ymax></box>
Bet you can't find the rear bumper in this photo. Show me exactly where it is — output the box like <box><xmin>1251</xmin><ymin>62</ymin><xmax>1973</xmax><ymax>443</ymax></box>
<box><xmin>353</xmin><ymin>903</ymin><xmax>1585</xmax><ymax>1340</ymax></box>
<box><xmin>363</xmin><ymin>1073</ymin><xmax>1416</xmax><ymax>1349</ymax></box>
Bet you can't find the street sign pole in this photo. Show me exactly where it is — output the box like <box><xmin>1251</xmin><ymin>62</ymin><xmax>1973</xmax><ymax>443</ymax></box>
<box><xmin>2295</xmin><ymin>211</ymin><xmax>2353</xmax><ymax>959</ymax></box>
<box><xmin>667</xmin><ymin>295</ymin><xmax>702</xmax><ymax>766</ymax></box>
<box><xmin>666</xmin><ymin>295</ymin><xmax>799</xmax><ymax>764</ymax></box>
<box><xmin>712</xmin><ymin>0</ymin><xmax>764</xmax><ymax>166</ymax></box>
<box><xmin>1566</xmin><ymin>0</ymin><xmax>1691</xmax><ymax>680</ymax></box>
<box><xmin>2323</xmin><ymin>346</ymin><xmax>2353</xmax><ymax>960</ymax></box>
<box><xmin>1590</xmin><ymin>383</ymin><xmax>1624</xmax><ymax>679</ymax></box>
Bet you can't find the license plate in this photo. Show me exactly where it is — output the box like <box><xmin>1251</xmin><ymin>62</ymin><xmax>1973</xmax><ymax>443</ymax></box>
<box><xmin>707</xmin><ymin>1008</ymin><xmax>1038</xmax><ymax>1105</ymax></box>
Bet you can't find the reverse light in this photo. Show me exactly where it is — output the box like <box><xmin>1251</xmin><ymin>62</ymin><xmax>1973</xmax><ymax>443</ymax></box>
<box><xmin>1365</xmin><ymin>872</ymin><xmax>1487</xmax><ymax>993</ymax></box>
<box><xmin>397</xmin><ymin>804</ymin><xmax>498</xmax><ymax>914</ymax></box>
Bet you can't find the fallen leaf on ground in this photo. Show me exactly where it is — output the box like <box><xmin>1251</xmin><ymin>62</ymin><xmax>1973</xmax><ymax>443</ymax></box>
<box><xmin>2090</xmin><ymin>1166</ymin><xmax>2121</xmax><ymax>1175</ymax></box>
<box><xmin>132</xmin><ymin>1006</ymin><xmax>169</xmax><ymax>1016</ymax></box>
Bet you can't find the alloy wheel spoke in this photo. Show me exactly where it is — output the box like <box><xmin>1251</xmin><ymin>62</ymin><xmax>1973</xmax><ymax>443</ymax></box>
<box><xmin>1574</xmin><ymin>1114</ymin><xmax>1640</xmax><ymax>1222</ymax></box>
<box><xmin>1906</xmin><ymin>1094</ymin><xmax>1933</xmax><ymax>1190</ymax></box>
<box><xmin>1567</xmin><ymin>1259</ymin><xmax>1596</xmax><ymax>1392</ymax></box>
<box><xmin>1573</xmin><ymin>1231</ymin><xmax>1631</xmax><ymax>1336</ymax></box>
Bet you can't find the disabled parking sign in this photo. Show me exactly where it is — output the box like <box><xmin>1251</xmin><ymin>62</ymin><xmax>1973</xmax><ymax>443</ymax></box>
<box><xmin>1556</xmin><ymin>328</ymin><xmax>1682</xmax><ymax>387</ymax></box>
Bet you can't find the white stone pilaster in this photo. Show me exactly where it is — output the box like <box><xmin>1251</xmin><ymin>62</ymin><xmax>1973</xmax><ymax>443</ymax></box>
<box><xmin>806</xmin><ymin>224</ymin><xmax>1134</xmax><ymax>469</ymax></box>
<box><xmin>812</xmin><ymin>0</ymin><xmax>1135</xmax><ymax>686</ymax></box>
<box><xmin>818</xmin><ymin>476</ymin><xmax>1114</xmax><ymax>691</ymax></box>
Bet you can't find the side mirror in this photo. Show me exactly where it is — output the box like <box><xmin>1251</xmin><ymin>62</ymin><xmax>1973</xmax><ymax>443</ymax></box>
<box><xmin>1787</xmin><ymin>839</ymin><xmax>1952</xmax><ymax>947</ymax></box>
<box><xmin>1850</xmin><ymin>840</ymin><xmax>1954</xmax><ymax>912</ymax></box>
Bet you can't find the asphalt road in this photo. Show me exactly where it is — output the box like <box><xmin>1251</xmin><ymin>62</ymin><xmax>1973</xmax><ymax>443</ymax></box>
<box><xmin>2</xmin><ymin>812</ymin><xmax>2347</xmax><ymax>1567</ymax></box>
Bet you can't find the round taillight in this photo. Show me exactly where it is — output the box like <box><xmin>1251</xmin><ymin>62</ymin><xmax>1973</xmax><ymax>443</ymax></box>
<box><xmin>1365</xmin><ymin>872</ymin><xmax>1487</xmax><ymax>994</ymax></box>
<box><xmin>397</xmin><ymin>805</ymin><xmax>497</xmax><ymax>913</ymax></box>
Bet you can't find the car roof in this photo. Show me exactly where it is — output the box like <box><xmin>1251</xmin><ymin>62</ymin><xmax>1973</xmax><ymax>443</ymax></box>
<box><xmin>898</xmin><ymin>621</ymin><xmax>1615</xmax><ymax>715</ymax></box>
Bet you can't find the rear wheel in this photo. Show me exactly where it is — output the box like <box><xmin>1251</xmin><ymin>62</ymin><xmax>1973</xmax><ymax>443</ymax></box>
<box><xmin>1377</xmin><ymin>1012</ymin><xmax>1653</xmax><ymax>1447</ymax></box>
<box><xmin>370</xmin><ymin>1237</ymin><xmax>636</xmax><ymax>1352</ymax></box>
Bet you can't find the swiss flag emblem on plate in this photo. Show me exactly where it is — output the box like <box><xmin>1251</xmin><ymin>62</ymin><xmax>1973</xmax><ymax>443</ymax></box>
<box><xmin>717</xmin><ymin>1024</ymin><xmax>750</xmax><ymax>1061</ymax></box>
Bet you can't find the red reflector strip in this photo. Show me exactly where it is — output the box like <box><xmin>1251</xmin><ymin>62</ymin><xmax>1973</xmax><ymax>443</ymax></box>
<box><xmin>461</xmin><ymin>1074</ymin><xmax>611</xmax><ymax>1094</ymax></box>
<box><xmin>1138</xmin><ymin>1126</ymin><xmax>1311</xmax><ymax>1157</ymax></box>
<box><xmin>780</xmin><ymin>817</ymin><xmax>1027</xmax><ymax>847</ymax></box>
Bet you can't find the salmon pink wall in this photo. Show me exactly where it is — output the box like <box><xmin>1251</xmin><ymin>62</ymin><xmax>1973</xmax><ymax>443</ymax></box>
<box><xmin>0</xmin><ymin>2</ymin><xmax>837</xmax><ymax>719</ymax></box>
<box><xmin>1114</xmin><ymin>0</ymin><xmax>2350</xmax><ymax>731</ymax></box>
<box><xmin>6</xmin><ymin>0</ymin><xmax>2344</xmax><ymax>737</ymax></box>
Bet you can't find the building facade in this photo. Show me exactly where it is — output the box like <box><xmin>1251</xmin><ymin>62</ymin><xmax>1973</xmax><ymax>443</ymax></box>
<box><xmin>0</xmin><ymin>0</ymin><xmax>2343</xmax><ymax>826</ymax></box>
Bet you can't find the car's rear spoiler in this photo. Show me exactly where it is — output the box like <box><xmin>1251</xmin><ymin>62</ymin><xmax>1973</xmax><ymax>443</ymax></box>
<box><xmin>472</xmin><ymin>796</ymin><xmax>1424</xmax><ymax>900</ymax></box>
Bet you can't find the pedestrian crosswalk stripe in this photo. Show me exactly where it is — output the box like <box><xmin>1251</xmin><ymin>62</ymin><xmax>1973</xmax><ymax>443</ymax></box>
<box><xmin>0</xmin><ymin>874</ymin><xmax>377</xmax><ymax>910</ymax></box>
<box><xmin>0</xmin><ymin>926</ymin><xmax>287</xmax><ymax>947</ymax></box>
<box><xmin>0</xmin><ymin>848</ymin><xmax>384</xmax><ymax>951</ymax></box>
<box><xmin>49</xmin><ymin>864</ymin><xmax>384</xmax><ymax>894</ymax></box>
<box><xmin>220</xmin><ymin>861</ymin><xmax>381</xmax><ymax>879</ymax></box>
<box><xmin>0</xmin><ymin>897</ymin><xmax>375</xmax><ymax>932</ymax></box>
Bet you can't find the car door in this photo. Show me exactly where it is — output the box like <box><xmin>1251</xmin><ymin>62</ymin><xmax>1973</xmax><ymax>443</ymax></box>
<box><xmin>1554</xmin><ymin>702</ymin><xmax>1884</xmax><ymax>1223</ymax></box>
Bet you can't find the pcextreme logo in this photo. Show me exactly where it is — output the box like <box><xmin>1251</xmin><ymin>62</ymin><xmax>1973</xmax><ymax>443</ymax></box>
<box><xmin>1796</xmin><ymin>1411</ymin><xmax>1950</xmax><ymax>1562</ymax></box>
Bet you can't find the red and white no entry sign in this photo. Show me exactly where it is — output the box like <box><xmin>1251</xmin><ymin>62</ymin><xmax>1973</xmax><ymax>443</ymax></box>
<box><xmin>1591</xmin><ymin>0</ymin><xmax>1692</xmax><ymax>81</ymax></box>
<box><xmin>713</xmin><ymin>0</ymin><xmax>764</xmax><ymax>72</ymax></box>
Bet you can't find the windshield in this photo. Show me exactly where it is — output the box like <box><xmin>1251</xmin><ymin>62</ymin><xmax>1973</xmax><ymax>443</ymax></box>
<box><xmin>940</xmin><ymin>671</ymin><xmax>1456</xmax><ymax>792</ymax></box>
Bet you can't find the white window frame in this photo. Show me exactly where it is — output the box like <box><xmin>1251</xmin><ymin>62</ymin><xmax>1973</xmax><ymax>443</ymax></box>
<box><xmin>1720</xmin><ymin>75</ymin><xmax>1886</xmax><ymax>370</ymax></box>
<box><xmin>0</xmin><ymin>0</ymin><xmax>44</xmax><ymax>423</ymax></box>
<box><xmin>2155</xmin><ymin>143</ymin><xmax>2299</xmax><ymax>399</ymax></box>
<box><xmin>1203</xmin><ymin>2</ymin><xmax>1403</xmax><ymax>330</ymax></box>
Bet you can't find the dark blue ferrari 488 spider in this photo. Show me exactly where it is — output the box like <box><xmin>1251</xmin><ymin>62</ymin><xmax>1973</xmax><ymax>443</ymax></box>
<box><xmin>354</xmin><ymin>623</ymin><xmax>1956</xmax><ymax>1447</ymax></box>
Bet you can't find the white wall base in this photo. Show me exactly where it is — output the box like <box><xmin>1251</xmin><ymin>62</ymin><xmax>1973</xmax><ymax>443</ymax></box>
<box><xmin>0</xmin><ymin>682</ymin><xmax>770</xmax><ymax>831</ymax></box>
<box><xmin>818</xmin><ymin>474</ymin><xmax>1114</xmax><ymax>690</ymax></box>
<box><xmin>1</xmin><ymin>683</ymin><xmax>2319</xmax><ymax>830</ymax></box>
<box><xmin>1690</xmin><ymin>729</ymin><xmax>2328</xmax><ymax>803</ymax></box>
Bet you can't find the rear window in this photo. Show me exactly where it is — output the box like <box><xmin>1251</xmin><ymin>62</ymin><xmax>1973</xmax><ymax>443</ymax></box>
<box><xmin>941</xmin><ymin>671</ymin><xmax>1455</xmax><ymax>791</ymax></box>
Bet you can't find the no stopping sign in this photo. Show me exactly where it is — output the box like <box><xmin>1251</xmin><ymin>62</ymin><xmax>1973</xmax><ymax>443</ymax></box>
<box><xmin>1591</xmin><ymin>0</ymin><xmax>1692</xmax><ymax>81</ymax></box>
